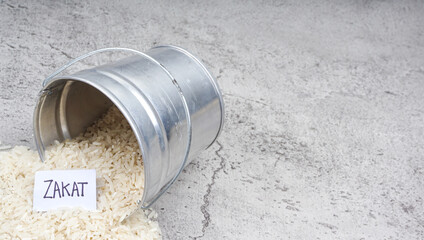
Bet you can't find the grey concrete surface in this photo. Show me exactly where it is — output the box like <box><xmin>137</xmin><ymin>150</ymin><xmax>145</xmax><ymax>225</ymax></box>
<box><xmin>1</xmin><ymin>0</ymin><xmax>424</xmax><ymax>239</ymax></box>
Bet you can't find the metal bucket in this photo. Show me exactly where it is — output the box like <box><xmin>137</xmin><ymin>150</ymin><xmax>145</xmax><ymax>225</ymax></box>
<box><xmin>33</xmin><ymin>46</ymin><xmax>224</xmax><ymax>208</ymax></box>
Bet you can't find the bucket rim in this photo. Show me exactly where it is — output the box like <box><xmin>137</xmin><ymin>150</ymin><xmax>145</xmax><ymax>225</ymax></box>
<box><xmin>34</xmin><ymin>76</ymin><xmax>160</xmax><ymax>209</ymax></box>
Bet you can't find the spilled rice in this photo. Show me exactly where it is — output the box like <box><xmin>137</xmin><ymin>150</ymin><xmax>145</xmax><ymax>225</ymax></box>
<box><xmin>0</xmin><ymin>106</ymin><xmax>161</xmax><ymax>239</ymax></box>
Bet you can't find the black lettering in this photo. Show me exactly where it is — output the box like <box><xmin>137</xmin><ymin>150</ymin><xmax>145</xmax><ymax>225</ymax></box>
<box><xmin>71</xmin><ymin>182</ymin><xmax>79</xmax><ymax>197</ymax></box>
<box><xmin>43</xmin><ymin>179</ymin><xmax>53</xmax><ymax>199</ymax></box>
<box><xmin>53</xmin><ymin>181</ymin><xmax>61</xmax><ymax>198</ymax></box>
<box><xmin>77</xmin><ymin>182</ymin><xmax>88</xmax><ymax>197</ymax></box>
<box><xmin>61</xmin><ymin>182</ymin><xmax>70</xmax><ymax>197</ymax></box>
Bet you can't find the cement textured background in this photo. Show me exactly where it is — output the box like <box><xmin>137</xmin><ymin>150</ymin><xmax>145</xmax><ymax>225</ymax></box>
<box><xmin>1</xmin><ymin>0</ymin><xmax>424</xmax><ymax>239</ymax></box>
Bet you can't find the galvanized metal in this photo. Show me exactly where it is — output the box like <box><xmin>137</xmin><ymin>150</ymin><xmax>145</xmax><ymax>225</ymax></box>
<box><xmin>33</xmin><ymin>46</ymin><xmax>224</xmax><ymax>208</ymax></box>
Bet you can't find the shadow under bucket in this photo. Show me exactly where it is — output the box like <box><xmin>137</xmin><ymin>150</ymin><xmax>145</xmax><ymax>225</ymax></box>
<box><xmin>34</xmin><ymin>46</ymin><xmax>224</xmax><ymax>208</ymax></box>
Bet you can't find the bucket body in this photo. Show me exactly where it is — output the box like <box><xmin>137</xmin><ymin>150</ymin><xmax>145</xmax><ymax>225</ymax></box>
<box><xmin>34</xmin><ymin>46</ymin><xmax>224</xmax><ymax>208</ymax></box>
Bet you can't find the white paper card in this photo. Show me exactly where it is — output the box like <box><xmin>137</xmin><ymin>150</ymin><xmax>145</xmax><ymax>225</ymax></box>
<box><xmin>33</xmin><ymin>169</ymin><xmax>96</xmax><ymax>211</ymax></box>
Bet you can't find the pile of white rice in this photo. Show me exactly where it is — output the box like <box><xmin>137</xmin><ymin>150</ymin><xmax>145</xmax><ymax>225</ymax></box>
<box><xmin>0</xmin><ymin>106</ymin><xmax>161</xmax><ymax>239</ymax></box>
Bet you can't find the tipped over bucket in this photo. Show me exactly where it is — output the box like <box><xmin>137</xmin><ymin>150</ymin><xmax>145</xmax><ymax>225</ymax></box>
<box><xmin>34</xmin><ymin>45</ymin><xmax>224</xmax><ymax>208</ymax></box>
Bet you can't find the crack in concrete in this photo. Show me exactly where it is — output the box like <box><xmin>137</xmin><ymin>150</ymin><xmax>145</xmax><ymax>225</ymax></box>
<box><xmin>48</xmin><ymin>43</ymin><xmax>72</xmax><ymax>59</ymax></box>
<box><xmin>192</xmin><ymin>141</ymin><xmax>225</xmax><ymax>240</ymax></box>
